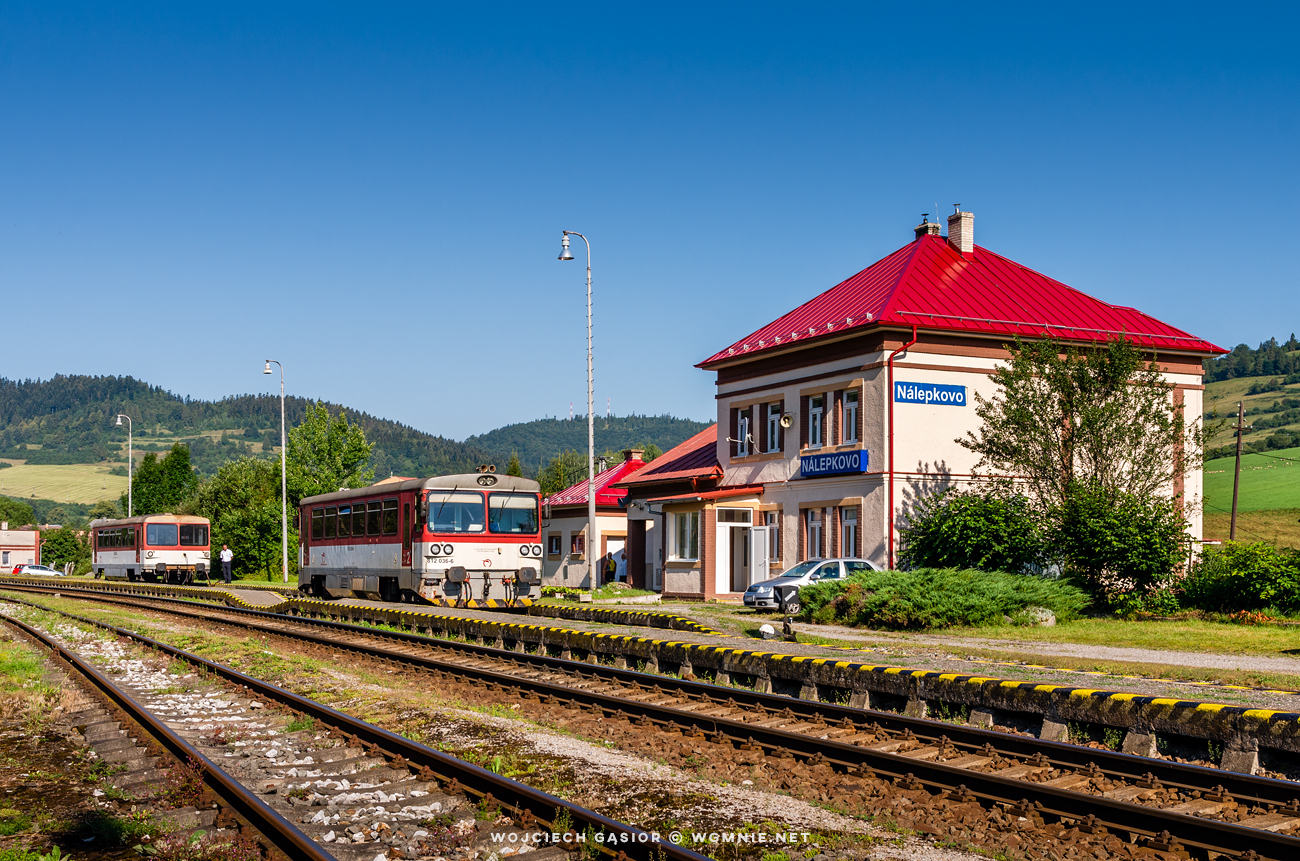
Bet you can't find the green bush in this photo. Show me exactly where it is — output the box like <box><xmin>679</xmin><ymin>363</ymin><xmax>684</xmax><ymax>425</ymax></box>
<box><xmin>1181</xmin><ymin>542</ymin><xmax>1300</xmax><ymax>613</ymax></box>
<box><xmin>798</xmin><ymin>568</ymin><xmax>1089</xmax><ymax>630</ymax></box>
<box><xmin>1052</xmin><ymin>483</ymin><xmax>1187</xmax><ymax>607</ymax></box>
<box><xmin>899</xmin><ymin>488</ymin><xmax>1045</xmax><ymax>574</ymax></box>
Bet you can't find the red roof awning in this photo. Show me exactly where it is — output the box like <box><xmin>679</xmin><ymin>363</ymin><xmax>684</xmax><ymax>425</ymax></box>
<box><xmin>614</xmin><ymin>425</ymin><xmax>722</xmax><ymax>487</ymax></box>
<box><xmin>647</xmin><ymin>485</ymin><xmax>764</xmax><ymax>505</ymax></box>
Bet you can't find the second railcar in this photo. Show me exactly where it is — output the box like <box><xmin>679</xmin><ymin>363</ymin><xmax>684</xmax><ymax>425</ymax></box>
<box><xmin>91</xmin><ymin>514</ymin><xmax>211</xmax><ymax>584</ymax></box>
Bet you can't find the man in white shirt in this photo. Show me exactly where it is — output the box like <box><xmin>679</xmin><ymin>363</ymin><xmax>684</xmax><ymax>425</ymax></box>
<box><xmin>615</xmin><ymin>549</ymin><xmax>627</xmax><ymax>583</ymax></box>
<box><xmin>220</xmin><ymin>544</ymin><xmax>233</xmax><ymax>584</ymax></box>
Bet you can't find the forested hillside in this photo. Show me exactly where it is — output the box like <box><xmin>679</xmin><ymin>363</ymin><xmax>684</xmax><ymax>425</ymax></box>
<box><xmin>0</xmin><ymin>375</ymin><xmax>709</xmax><ymax>481</ymax></box>
<box><xmin>466</xmin><ymin>414</ymin><xmax>712</xmax><ymax>472</ymax></box>
<box><xmin>0</xmin><ymin>375</ymin><xmax>492</xmax><ymax>477</ymax></box>
<box><xmin>1203</xmin><ymin>335</ymin><xmax>1300</xmax><ymax>381</ymax></box>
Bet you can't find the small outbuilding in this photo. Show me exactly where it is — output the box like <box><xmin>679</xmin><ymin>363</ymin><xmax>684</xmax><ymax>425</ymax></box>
<box><xmin>542</xmin><ymin>449</ymin><xmax>647</xmax><ymax>588</ymax></box>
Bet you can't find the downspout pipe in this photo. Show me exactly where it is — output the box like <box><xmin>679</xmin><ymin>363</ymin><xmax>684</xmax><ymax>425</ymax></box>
<box><xmin>887</xmin><ymin>325</ymin><xmax>918</xmax><ymax>570</ymax></box>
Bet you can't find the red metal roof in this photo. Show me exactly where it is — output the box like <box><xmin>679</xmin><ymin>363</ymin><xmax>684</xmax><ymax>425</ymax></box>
<box><xmin>699</xmin><ymin>233</ymin><xmax>1225</xmax><ymax>368</ymax></box>
<box><xmin>543</xmin><ymin>454</ymin><xmax>647</xmax><ymax>509</ymax></box>
<box><xmin>613</xmin><ymin>425</ymin><xmax>722</xmax><ymax>488</ymax></box>
<box><xmin>646</xmin><ymin>485</ymin><xmax>764</xmax><ymax>505</ymax></box>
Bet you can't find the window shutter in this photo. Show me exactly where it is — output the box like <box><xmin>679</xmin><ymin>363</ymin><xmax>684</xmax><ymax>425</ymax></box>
<box><xmin>855</xmin><ymin>503</ymin><xmax>863</xmax><ymax>558</ymax></box>
<box><xmin>856</xmin><ymin>386</ymin><xmax>865</xmax><ymax>444</ymax></box>
<box><xmin>797</xmin><ymin>509</ymin><xmax>805</xmax><ymax>561</ymax></box>
<box><xmin>729</xmin><ymin>407</ymin><xmax>738</xmax><ymax>458</ymax></box>
<box><xmin>758</xmin><ymin>403</ymin><xmax>768</xmax><ymax>453</ymax></box>
<box><xmin>778</xmin><ymin>399</ymin><xmax>785</xmax><ymax>451</ymax></box>
<box><xmin>800</xmin><ymin>396</ymin><xmax>809</xmax><ymax>448</ymax></box>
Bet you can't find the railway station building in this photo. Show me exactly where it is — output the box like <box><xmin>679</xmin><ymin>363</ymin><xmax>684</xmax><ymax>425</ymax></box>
<box><xmin>542</xmin><ymin>449</ymin><xmax>647</xmax><ymax>588</ymax></box>
<box><xmin>659</xmin><ymin>210</ymin><xmax>1222</xmax><ymax>601</ymax></box>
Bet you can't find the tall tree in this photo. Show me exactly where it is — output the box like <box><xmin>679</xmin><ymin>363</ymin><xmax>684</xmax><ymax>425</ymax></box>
<box><xmin>286</xmin><ymin>402</ymin><xmax>374</xmax><ymax>504</ymax></box>
<box><xmin>125</xmin><ymin>443</ymin><xmax>199</xmax><ymax>515</ymax></box>
<box><xmin>40</xmin><ymin>527</ymin><xmax>91</xmax><ymax>573</ymax></box>
<box><xmin>538</xmin><ymin>450</ymin><xmax>588</xmax><ymax>496</ymax></box>
<box><xmin>505</xmin><ymin>451</ymin><xmax>523</xmax><ymax>477</ymax></box>
<box><xmin>183</xmin><ymin>457</ymin><xmax>291</xmax><ymax>580</ymax></box>
<box><xmin>0</xmin><ymin>496</ymin><xmax>35</xmax><ymax>528</ymax></box>
<box><xmin>960</xmin><ymin>337</ymin><xmax>1196</xmax><ymax>510</ymax></box>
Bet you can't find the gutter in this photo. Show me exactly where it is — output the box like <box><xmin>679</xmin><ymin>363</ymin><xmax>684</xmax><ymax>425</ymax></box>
<box><xmin>887</xmin><ymin>325</ymin><xmax>918</xmax><ymax>569</ymax></box>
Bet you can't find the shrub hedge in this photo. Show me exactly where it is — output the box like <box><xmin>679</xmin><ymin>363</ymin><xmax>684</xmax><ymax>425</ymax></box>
<box><xmin>1181</xmin><ymin>542</ymin><xmax>1300</xmax><ymax>614</ymax></box>
<box><xmin>797</xmin><ymin>568</ymin><xmax>1090</xmax><ymax>630</ymax></box>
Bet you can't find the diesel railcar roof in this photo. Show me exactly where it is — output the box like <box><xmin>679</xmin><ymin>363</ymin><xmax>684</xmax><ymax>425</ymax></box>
<box><xmin>88</xmin><ymin>514</ymin><xmax>210</xmax><ymax>529</ymax></box>
<box><xmin>300</xmin><ymin>474</ymin><xmax>541</xmax><ymax>507</ymax></box>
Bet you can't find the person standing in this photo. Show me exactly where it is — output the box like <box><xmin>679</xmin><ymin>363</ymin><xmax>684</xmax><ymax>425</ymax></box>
<box><xmin>220</xmin><ymin>544</ymin><xmax>233</xmax><ymax>584</ymax></box>
<box><xmin>602</xmin><ymin>551</ymin><xmax>616</xmax><ymax>585</ymax></box>
<box><xmin>615</xmin><ymin>548</ymin><xmax>628</xmax><ymax>583</ymax></box>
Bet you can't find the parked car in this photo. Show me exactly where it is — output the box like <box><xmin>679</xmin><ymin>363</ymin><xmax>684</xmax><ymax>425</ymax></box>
<box><xmin>14</xmin><ymin>564</ymin><xmax>63</xmax><ymax>577</ymax></box>
<box><xmin>743</xmin><ymin>558</ymin><xmax>880</xmax><ymax>613</ymax></box>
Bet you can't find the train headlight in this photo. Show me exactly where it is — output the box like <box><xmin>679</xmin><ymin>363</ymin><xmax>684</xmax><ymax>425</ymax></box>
<box><xmin>533</xmin><ymin>544</ymin><xmax>543</xmax><ymax>555</ymax></box>
<box><xmin>519</xmin><ymin>545</ymin><xmax>531</xmax><ymax>557</ymax></box>
<box><xmin>442</xmin><ymin>544</ymin><xmax>453</xmax><ymax>556</ymax></box>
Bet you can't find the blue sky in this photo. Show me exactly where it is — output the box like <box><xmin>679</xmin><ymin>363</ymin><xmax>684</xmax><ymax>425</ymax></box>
<box><xmin>2</xmin><ymin>3</ymin><xmax>1296</xmax><ymax>439</ymax></box>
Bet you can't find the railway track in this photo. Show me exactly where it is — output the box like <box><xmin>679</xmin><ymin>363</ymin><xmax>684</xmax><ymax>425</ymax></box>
<box><xmin>8</xmin><ymin>584</ymin><xmax>1300</xmax><ymax>860</ymax></box>
<box><xmin>0</xmin><ymin>591</ymin><xmax>711</xmax><ymax>861</ymax></box>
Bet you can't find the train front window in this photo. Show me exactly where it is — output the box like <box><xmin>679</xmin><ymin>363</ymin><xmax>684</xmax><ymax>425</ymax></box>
<box><xmin>426</xmin><ymin>491</ymin><xmax>485</xmax><ymax>533</ymax></box>
<box><xmin>179</xmin><ymin>524</ymin><xmax>208</xmax><ymax>546</ymax></box>
<box><xmin>488</xmin><ymin>493</ymin><xmax>539</xmax><ymax>534</ymax></box>
<box><xmin>146</xmin><ymin>523</ymin><xmax>178</xmax><ymax>546</ymax></box>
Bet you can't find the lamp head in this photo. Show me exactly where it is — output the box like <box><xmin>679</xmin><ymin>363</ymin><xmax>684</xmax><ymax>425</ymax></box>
<box><xmin>115</xmin><ymin>416</ymin><xmax>122</xmax><ymax>427</ymax></box>
<box><xmin>263</xmin><ymin>360</ymin><xmax>272</xmax><ymax>375</ymax></box>
<box><xmin>558</xmin><ymin>234</ymin><xmax>574</xmax><ymax>261</ymax></box>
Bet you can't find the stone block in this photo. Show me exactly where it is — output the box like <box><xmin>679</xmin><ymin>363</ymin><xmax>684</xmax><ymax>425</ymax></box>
<box><xmin>1040</xmin><ymin>718</ymin><xmax>1069</xmax><ymax>742</ymax></box>
<box><xmin>1121</xmin><ymin>730</ymin><xmax>1158</xmax><ymax>758</ymax></box>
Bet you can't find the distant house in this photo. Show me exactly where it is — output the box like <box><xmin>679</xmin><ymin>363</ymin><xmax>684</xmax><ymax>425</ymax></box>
<box><xmin>612</xmin><ymin>425</ymin><xmax>729</xmax><ymax>595</ymax></box>
<box><xmin>542</xmin><ymin>449</ymin><xmax>647</xmax><ymax>588</ymax></box>
<box><xmin>0</xmin><ymin>523</ymin><xmax>39</xmax><ymax>569</ymax></box>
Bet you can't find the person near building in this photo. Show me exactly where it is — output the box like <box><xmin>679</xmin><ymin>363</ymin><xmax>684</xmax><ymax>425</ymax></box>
<box><xmin>602</xmin><ymin>551</ymin><xmax>616</xmax><ymax>585</ymax></box>
<box><xmin>615</xmin><ymin>549</ymin><xmax>628</xmax><ymax>583</ymax></box>
<box><xmin>220</xmin><ymin>544</ymin><xmax>233</xmax><ymax>584</ymax></box>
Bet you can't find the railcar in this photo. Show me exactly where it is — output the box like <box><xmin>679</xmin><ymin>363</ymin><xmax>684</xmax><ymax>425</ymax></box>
<box><xmin>298</xmin><ymin>473</ymin><xmax>543</xmax><ymax>603</ymax></box>
<box><xmin>90</xmin><ymin>514</ymin><xmax>211</xmax><ymax>584</ymax></box>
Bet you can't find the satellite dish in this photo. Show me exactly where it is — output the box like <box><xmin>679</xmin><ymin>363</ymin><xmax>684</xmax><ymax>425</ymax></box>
<box><xmin>779</xmin><ymin>414</ymin><xmax>794</xmax><ymax>429</ymax></box>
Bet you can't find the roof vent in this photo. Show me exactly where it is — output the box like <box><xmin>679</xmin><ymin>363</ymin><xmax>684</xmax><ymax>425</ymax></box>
<box><xmin>947</xmin><ymin>205</ymin><xmax>973</xmax><ymax>255</ymax></box>
<box><xmin>915</xmin><ymin>214</ymin><xmax>941</xmax><ymax>239</ymax></box>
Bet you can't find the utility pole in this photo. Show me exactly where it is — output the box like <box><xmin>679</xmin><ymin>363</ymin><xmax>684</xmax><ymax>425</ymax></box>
<box><xmin>1230</xmin><ymin>401</ymin><xmax>1245</xmax><ymax>541</ymax></box>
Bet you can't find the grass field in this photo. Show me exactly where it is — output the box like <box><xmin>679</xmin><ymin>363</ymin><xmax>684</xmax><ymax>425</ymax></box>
<box><xmin>1204</xmin><ymin>376</ymin><xmax>1300</xmax><ymax>449</ymax></box>
<box><xmin>0</xmin><ymin>462</ymin><xmax>128</xmax><ymax>503</ymax></box>
<box><xmin>1203</xmin><ymin>445</ymin><xmax>1300</xmax><ymax>512</ymax></box>
<box><xmin>1204</xmin><ymin>507</ymin><xmax>1300</xmax><ymax>548</ymax></box>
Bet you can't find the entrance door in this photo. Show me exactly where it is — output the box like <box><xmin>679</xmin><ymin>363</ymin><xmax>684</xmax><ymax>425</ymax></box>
<box><xmin>729</xmin><ymin>527</ymin><xmax>748</xmax><ymax>592</ymax></box>
<box><xmin>748</xmin><ymin>526</ymin><xmax>769</xmax><ymax>586</ymax></box>
<box><xmin>401</xmin><ymin>501</ymin><xmax>412</xmax><ymax>567</ymax></box>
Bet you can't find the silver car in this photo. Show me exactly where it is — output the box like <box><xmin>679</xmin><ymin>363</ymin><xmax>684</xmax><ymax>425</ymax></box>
<box><xmin>15</xmin><ymin>564</ymin><xmax>63</xmax><ymax>577</ymax></box>
<box><xmin>743</xmin><ymin>558</ymin><xmax>880</xmax><ymax>613</ymax></box>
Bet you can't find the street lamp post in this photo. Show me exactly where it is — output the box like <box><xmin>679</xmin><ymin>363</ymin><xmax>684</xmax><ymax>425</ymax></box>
<box><xmin>263</xmin><ymin>360</ymin><xmax>289</xmax><ymax>583</ymax></box>
<box><xmin>115</xmin><ymin>414</ymin><xmax>133</xmax><ymax>517</ymax></box>
<box><xmin>558</xmin><ymin>231</ymin><xmax>599</xmax><ymax>587</ymax></box>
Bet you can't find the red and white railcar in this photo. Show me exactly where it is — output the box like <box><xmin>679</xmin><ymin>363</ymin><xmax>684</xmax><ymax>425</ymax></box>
<box><xmin>90</xmin><ymin>514</ymin><xmax>211</xmax><ymax>584</ymax></box>
<box><xmin>298</xmin><ymin>473</ymin><xmax>543</xmax><ymax>603</ymax></box>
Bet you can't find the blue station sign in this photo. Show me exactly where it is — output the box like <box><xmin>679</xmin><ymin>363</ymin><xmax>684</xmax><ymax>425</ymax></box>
<box><xmin>894</xmin><ymin>381</ymin><xmax>967</xmax><ymax>406</ymax></box>
<box><xmin>800</xmin><ymin>449</ymin><xmax>869</xmax><ymax>479</ymax></box>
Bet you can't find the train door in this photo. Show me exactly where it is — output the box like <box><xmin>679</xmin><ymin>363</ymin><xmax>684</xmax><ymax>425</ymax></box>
<box><xmin>401</xmin><ymin>499</ymin><xmax>412</xmax><ymax>568</ymax></box>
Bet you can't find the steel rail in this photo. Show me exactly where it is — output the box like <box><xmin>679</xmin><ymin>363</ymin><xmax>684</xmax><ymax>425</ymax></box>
<box><xmin>5</xmin><ymin>586</ymin><xmax>1298</xmax><ymax>858</ymax></box>
<box><xmin>0</xmin><ymin>613</ymin><xmax>339</xmax><ymax>861</ymax></box>
<box><xmin>0</xmin><ymin>595</ymin><xmax>709</xmax><ymax>861</ymax></box>
<box><xmin>13</xmin><ymin>582</ymin><xmax>1295</xmax><ymax>807</ymax></box>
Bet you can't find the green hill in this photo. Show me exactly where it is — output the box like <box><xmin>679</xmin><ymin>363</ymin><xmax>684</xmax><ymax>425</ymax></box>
<box><xmin>465</xmin><ymin>415</ymin><xmax>712</xmax><ymax>472</ymax></box>
<box><xmin>0</xmin><ymin>375</ymin><xmax>493</xmax><ymax>478</ymax></box>
<box><xmin>1203</xmin><ymin>445</ymin><xmax>1300</xmax><ymax>514</ymax></box>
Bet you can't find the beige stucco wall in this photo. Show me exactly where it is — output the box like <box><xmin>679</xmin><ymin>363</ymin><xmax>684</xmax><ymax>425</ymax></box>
<box><xmin>715</xmin><ymin>341</ymin><xmax>1207</xmax><ymax>571</ymax></box>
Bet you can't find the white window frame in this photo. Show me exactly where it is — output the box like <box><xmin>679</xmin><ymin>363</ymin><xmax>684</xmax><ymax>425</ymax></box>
<box><xmin>766</xmin><ymin>402</ymin><xmax>781</xmax><ymax>452</ymax></box>
<box><xmin>670</xmin><ymin>511</ymin><xmax>700</xmax><ymax>561</ymax></box>
<box><xmin>737</xmin><ymin>409</ymin><xmax>751</xmax><ymax>456</ymax></box>
<box><xmin>843</xmin><ymin>390</ymin><xmax>859</xmax><ymax>443</ymax></box>
<box><xmin>806</xmin><ymin>509</ymin><xmax>823</xmax><ymax>559</ymax></box>
<box><xmin>809</xmin><ymin>395</ymin><xmax>824</xmax><ymax>447</ymax></box>
<box><xmin>842</xmin><ymin>507</ymin><xmax>857</xmax><ymax>557</ymax></box>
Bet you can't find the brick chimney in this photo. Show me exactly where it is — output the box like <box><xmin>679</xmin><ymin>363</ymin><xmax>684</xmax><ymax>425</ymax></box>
<box><xmin>947</xmin><ymin>207</ymin><xmax>973</xmax><ymax>255</ymax></box>
<box><xmin>622</xmin><ymin>448</ymin><xmax>644</xmax><ymax>463</ymax></box>
<box><xmin>914</xmin><ymin>215</ymin><xmax>940</xmax><ymax>239</ymax></box>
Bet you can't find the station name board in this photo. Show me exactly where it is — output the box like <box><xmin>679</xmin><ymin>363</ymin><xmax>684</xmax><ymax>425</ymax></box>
<box><xmin>894</xmin><ymin>381</ymin><xmax>967</xmax><ymax>406</ymax></box>
<box><xmin>800</xmin><ymin>450</ymin><xmax>869</xmax><ymax>479</ymax></box>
